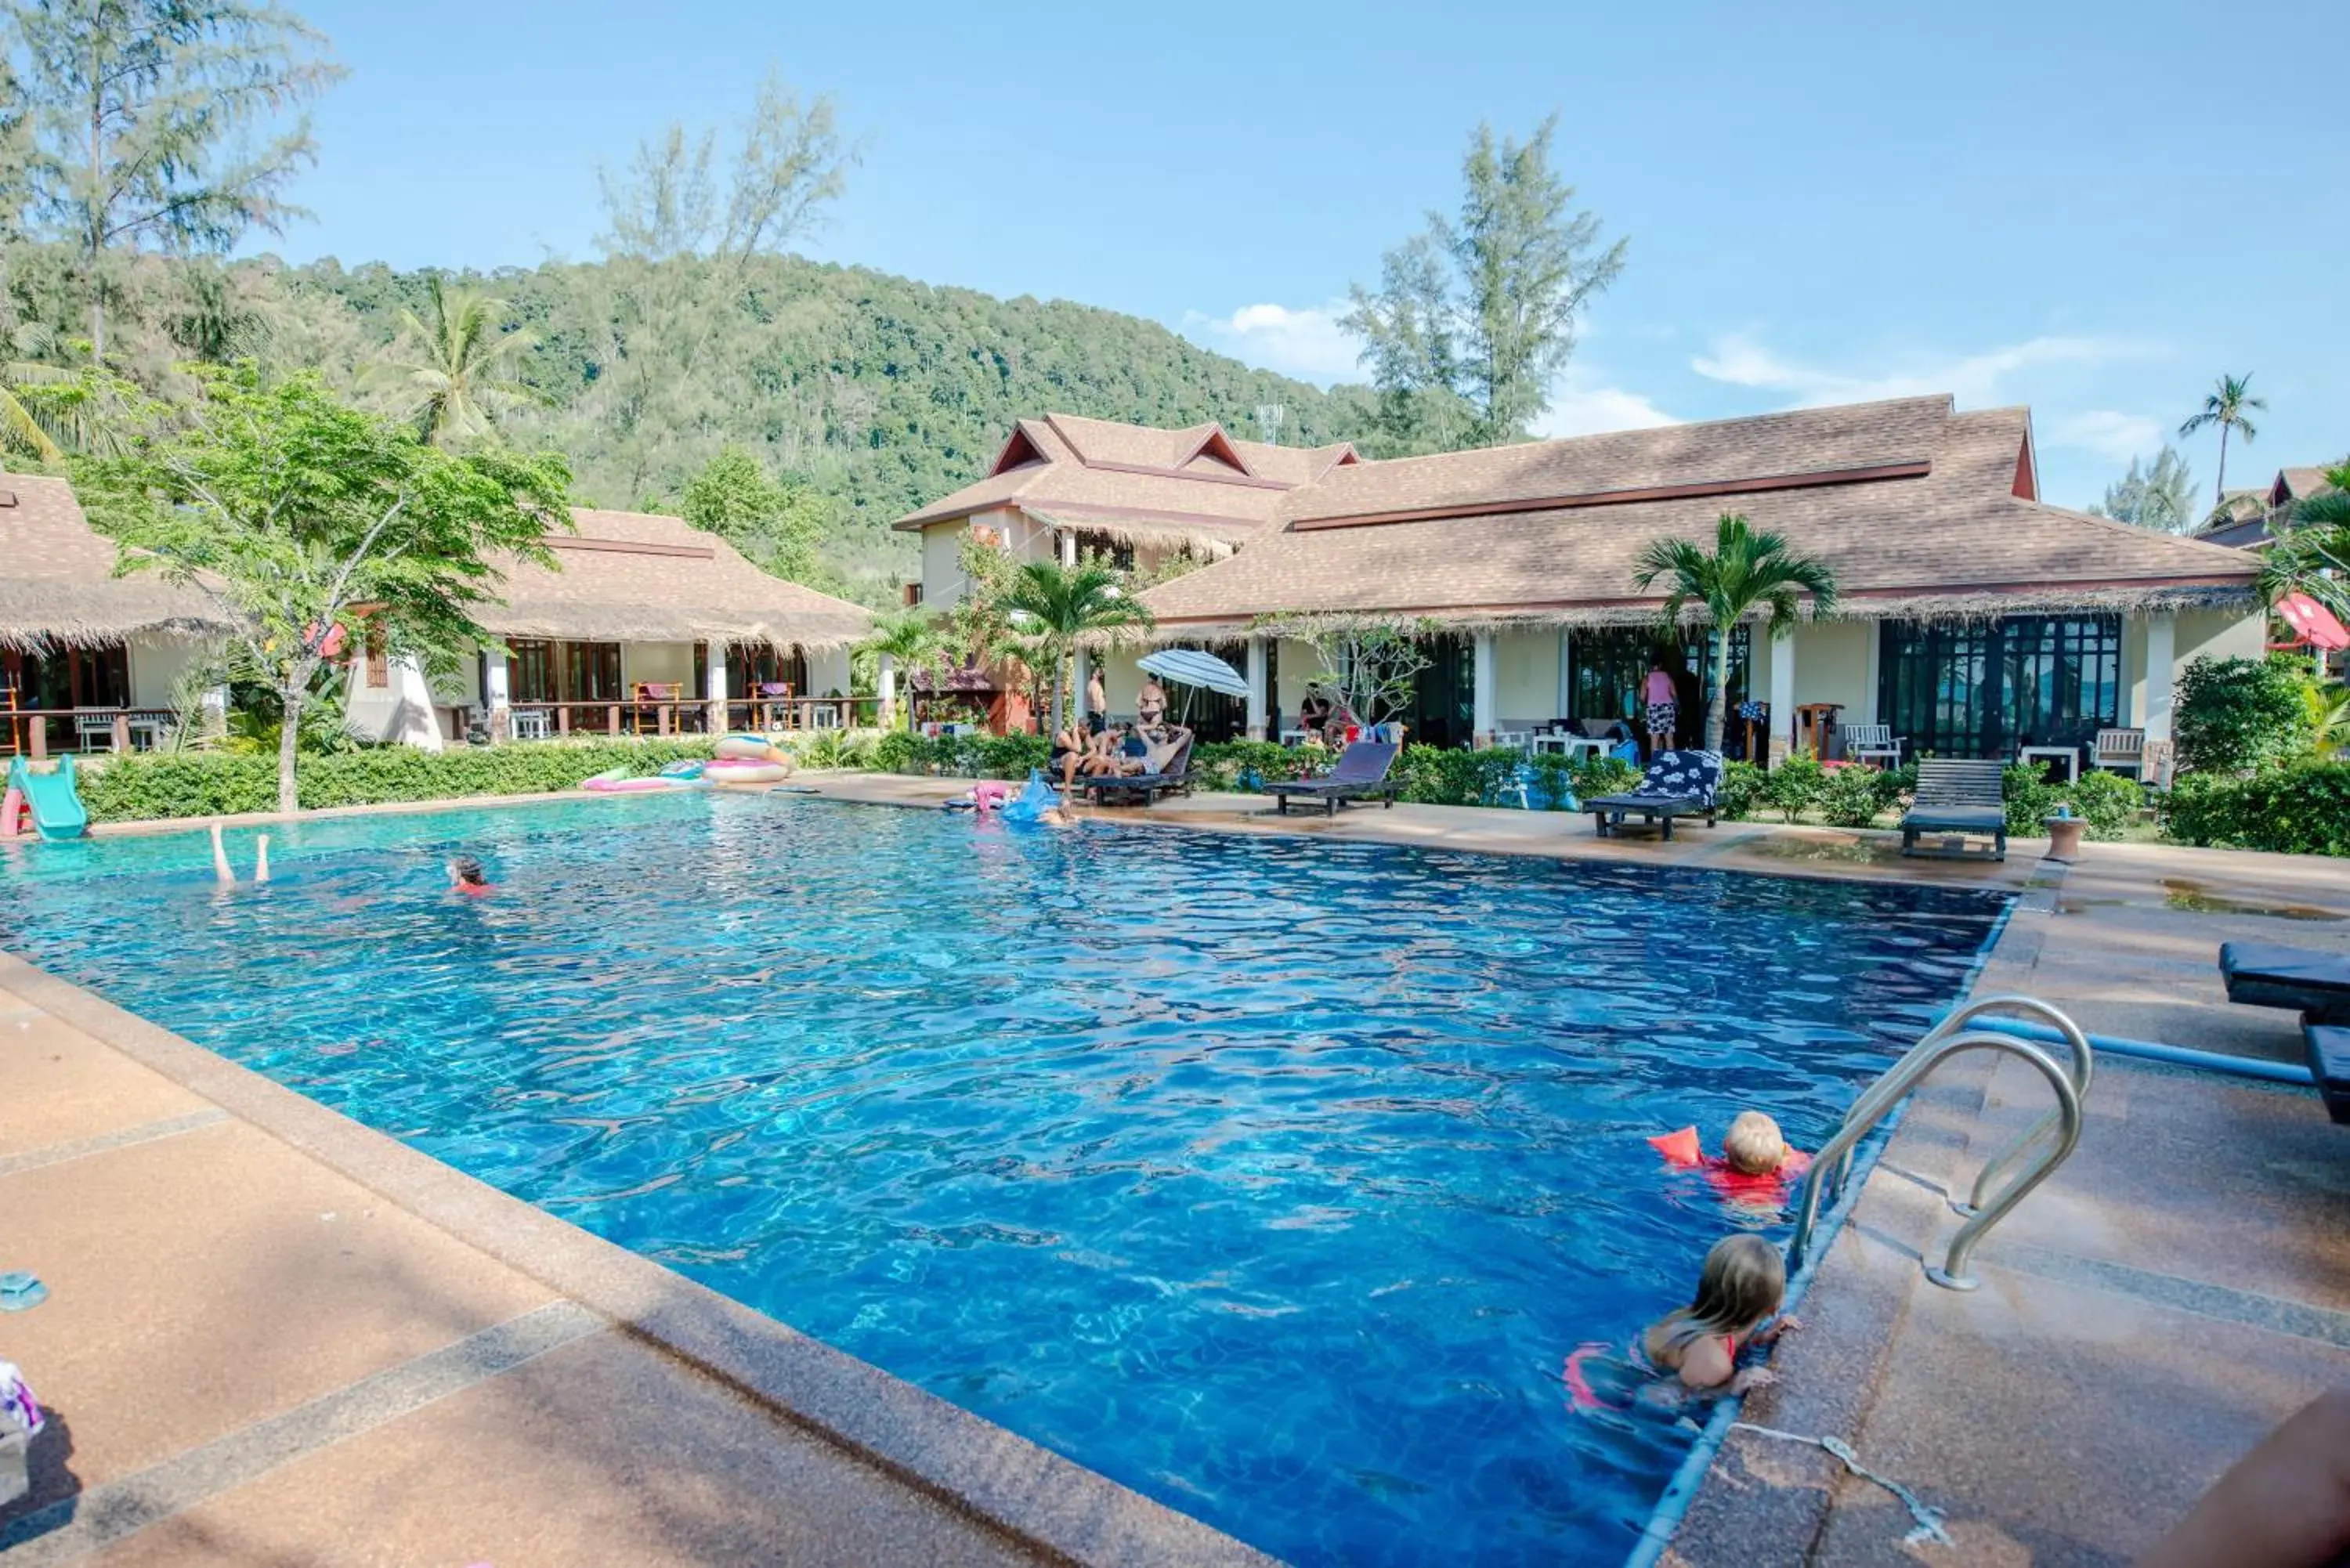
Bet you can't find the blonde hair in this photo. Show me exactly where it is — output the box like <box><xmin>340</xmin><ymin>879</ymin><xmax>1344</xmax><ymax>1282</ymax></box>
<box><xmin>1650</xmin><ymin>1234</ymin><xmax>1786</xmax><ymax>1357</ymax></box>
<box><xmin>1722</xmin><ymin>1111</ymin><xmax>1788</xmax><ymax>1176</ymax></box>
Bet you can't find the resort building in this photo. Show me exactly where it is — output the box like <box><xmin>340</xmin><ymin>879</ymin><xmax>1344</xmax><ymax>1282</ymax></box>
<box><xmin>0</xmin><ymin>473</ymin><xmax>237</xmax><ymax>756</ymax></box>
<box><xmin>351</xmin><ymin>507</ymin><xmax>877</xmax><ymax>746</ymax></box>
<box><xmin>0</xmin><ymin>475</ymin><xmax>874</xmax><ymax>754</ymax></box>
<box><xmin>898</xmin><ymin>396</ymin><xmax>2267</xmax><ymax>761</ymax></box>
<box><xmin>2193</xmin><ymin>464</ymin><xmax>2340</xmax><ymax>549</ymax></box>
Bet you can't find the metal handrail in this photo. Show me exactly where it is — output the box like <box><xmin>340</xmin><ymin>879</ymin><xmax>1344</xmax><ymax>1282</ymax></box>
<box><xmin>1788</xmin><ymin>1004</ymin><xmax>2092</xmax><ymax>1292</ymax></box>
<box><xmin>1828</xmin><ymin>995</ymin><xmax>2092</xmax><ymax>1214</ymax></box>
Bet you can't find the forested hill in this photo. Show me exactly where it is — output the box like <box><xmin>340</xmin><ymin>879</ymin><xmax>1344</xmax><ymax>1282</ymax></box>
<box><xmin>270</xmin><ymin>251</ymin><xmax>1382</xmax><ymax>598</ymax></box>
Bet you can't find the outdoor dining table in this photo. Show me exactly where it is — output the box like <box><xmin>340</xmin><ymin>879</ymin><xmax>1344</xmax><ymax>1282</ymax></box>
<box><xmin>1531</xmin><ymin>733</ymin><xmax>1611</xmax><ymax>761</ymax></box>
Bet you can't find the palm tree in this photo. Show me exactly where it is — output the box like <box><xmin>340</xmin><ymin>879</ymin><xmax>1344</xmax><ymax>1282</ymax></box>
<box><xmin>862</xmin><ymin>609</ymin><xmax>942</xmax><ymax>729</ymax></box>
<box><xmin>367</xmin><ymin>276</ymin><xmax>541</xmax><ymax>447</ymax></box>
<box><xmin>1632</xmin><ymin>512</ymin><xmax>1839</xmax><ymax>753</ymax></box>
<box><xmin>999</xmin><ymin>559</ymin><xmax>1155</xmax><ymax>737</ymax></box>
<box><xmin>2178</xmin><ymin>373</ymin><xmax>2266</xmax><ymax>508</ymax></box>
<box><xmin>2257</xmin><ymin>460</ymin><xmax>2350</xmax><ymax>623</ymax></box>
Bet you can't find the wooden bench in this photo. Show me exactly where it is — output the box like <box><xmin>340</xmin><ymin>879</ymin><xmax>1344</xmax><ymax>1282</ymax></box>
<box><xmin>1901</xmin><ymin>759</ymin><xmax>2006</xmax><ymax>861</ymax></box>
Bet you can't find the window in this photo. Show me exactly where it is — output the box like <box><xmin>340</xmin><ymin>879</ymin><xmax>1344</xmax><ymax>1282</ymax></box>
<box><xmin>1568</xmin><ymin>627</ymin><xmax>1748</xmax><ymax>741</ymax></box>
<box><xmin>563</xmin><ymin>642</ymin><xmax>624</xmax><ymax>703</ymax></box>
<box><xmin>1877</xmin><ymin>616</ymin><xmax>2120</xmax><ymax>758</ymax></box>
<box><xmin>1406</xmin><ymin>633</ymin><xmax>1473</xmax><ymax>749</ymax></box>
<box><xmin>1158</xmin><ymin>642</ymin><xmax>1250</xmax><ymax>742</ymax></box>
<box><xmin>902</xmin><ymin>582</ymin><xmax>924</xmax><ymax>607</ymax></box>
<box><xmin>508</xmin><ymin>640</ymin><xmax>557</xmax><ymax>704</ymax></box>
<box><xmin>1072</xmin><ymin>529</ymin><xmax>1135</xmax><ymax>573</ymax></box>
<box><xmin>726</xmin><ymin>643</ymin><xmax>808</xmax><ymax>698</ymax></box>
<box><xmin>363</xmin><ymin>628</ymin><xmax>389</xmax><ymax>688</ymax></box>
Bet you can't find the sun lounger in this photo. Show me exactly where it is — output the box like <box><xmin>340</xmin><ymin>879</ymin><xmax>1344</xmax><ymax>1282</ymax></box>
<box><xmin>1262</xmin><ymin>741</ymin><xmax>1401</xmax><ymax>817</ymax></box>
<box><xmin>2218</xmin><ymin>941</ymin><xmax>2350</xmax><ymax>1021</ymax></box>
<box><xmin>1901</xmin><ymin>759</ymin><xmax>2007</xmax><ymax>861</ymax></box>
<box><xmin>1079</xmin><ymin>732</ymin><xmax>1193</xmax><ymax>806</ymax></box>
<box><xmin>1585</xmin><ymin>750</ymin><xmax>1723</xmax><ymax>841</ymax></box>
<box><xmin>2216</xmin><ymin>941</ymin><xmax>2350</xmax><ymax>1126</ymax></box>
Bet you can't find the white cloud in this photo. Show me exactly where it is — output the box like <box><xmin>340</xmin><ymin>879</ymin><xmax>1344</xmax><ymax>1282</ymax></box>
<box><xmin>1689</xmin><ymin>332</ymin><xmax>2140</xmax><ymax>408</ymax></box>
<box><xmin>2048</xmin><ymin>410</ymin><xmax>2163</xmax><ymax>464</ymax></box>
<box><xmin>1186</xmin><ymin>302</ymin><xmax>1363</xmax><ymax>386</ymax></box>
<box><xmin>1531</xmin><ymin>376</ymin><xmax>1678</xmax><ymax>438</ymax></box>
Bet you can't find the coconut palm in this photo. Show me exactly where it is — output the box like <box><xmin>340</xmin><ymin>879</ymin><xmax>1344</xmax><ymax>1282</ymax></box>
<box><xmin>999</xmin><ymin>558</ymin><xmax>1155</xmax><ymax>738</ymax></box>
<box><xmin>367</xmin><ymin>276</ymin><xmax>542</xmax><ymax>447</ymax></box>
<box><xmin>2257</xmin><ymin>460</ymin><xmax>2350</xmax><ymax>623</ymax></box>
<box><xmin>1632</xmin><ymin>512</ymin><xmax>1839</xmax><ymax>753</ymax></box>
<box><xmin>0</xmin><ymin>326</ymin><xmax>142</xmax><ymax>461</ymax></box>
<box><xmin>862</xmin><ymin>608</ymin><xmax>942</xmax><ymax>728</ymax></box>
<box><xmin>2178</xmin><ymin>373</ymin><xmax>2266</xmax><ymax>508</ymax></box>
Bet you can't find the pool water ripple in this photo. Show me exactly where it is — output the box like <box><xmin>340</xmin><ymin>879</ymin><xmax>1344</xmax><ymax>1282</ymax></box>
<box><xmin>0</xmin><ymin>794</ymin><xmax>2005</xmax><ymax>1565</ymax></box>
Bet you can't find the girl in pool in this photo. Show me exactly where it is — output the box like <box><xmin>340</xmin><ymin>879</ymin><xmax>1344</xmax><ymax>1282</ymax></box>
<box><xmin>1564</xmin><ymin>1234</ymin><xmax>1798</xmax><ymax>1414</ymax></box>
<box><xmin>210</xmin><ymin>824</ymin><xmax>269</xmax><ymax>887</ymax></box>
<box><xmin>446</xmin><ymin>855</ymin><xmax>493</xmax><ymax>894</ymax></box>
<box><xmin>1643</xmin><ymin>1234</ymin><xmax>1795</xmax><ymax>1393</ymax></box>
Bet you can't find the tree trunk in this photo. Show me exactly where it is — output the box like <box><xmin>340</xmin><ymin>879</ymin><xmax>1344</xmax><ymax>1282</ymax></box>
<box><xmin>1047</xmin><ymin>646</ymin><xmax>1065</xmax><ymax>740</ymax></box>
<box><xmin>2214</xmin><ymin>424</ymin><xmax>2230</xmax><ymax>508</ymax></box>
<box><xmin>276</xmin><ymin>683</ymin><xmax>303</xmax><ymax>815</ymax></box>
<box><xmin>1706</xmin><ymin>633</ymin><xmax>1730</xmax><ymax>753</ymax></box>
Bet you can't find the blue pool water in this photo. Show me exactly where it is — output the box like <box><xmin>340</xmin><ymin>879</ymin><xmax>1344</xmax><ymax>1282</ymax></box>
<box><xmin>0</xmin><ymin>795</ymin><xmax>2007</xmax><ymax>1563</ymax></box>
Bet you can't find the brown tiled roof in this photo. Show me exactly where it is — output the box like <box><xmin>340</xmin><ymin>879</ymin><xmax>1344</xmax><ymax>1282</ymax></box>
<box><xmin>2277</xmin><ymin>466</ymin><xmax>2337</xmax><ymax>501</ymax></box>
<box><xmin>1136</xmin><ymin>403</ymin><xmax>2260</xmax><ymax>634</ymax></box>
<box><xmin>0</xmin><ymin>473</ymin><xmax>238</xmax><ymax>652</ymax></box>
<box><xmin>893</xmin><ymin>412</ymin><xmax>1358</xmax><ymax>544</ymax></box>
<box><xmin>475</xmin><ymin>508</ymin><xmax>874</xmax><ymax>650</ymax></box>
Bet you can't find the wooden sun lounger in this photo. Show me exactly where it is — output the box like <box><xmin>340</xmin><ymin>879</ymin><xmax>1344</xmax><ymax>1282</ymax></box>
<box><xmin>1902</xmin><ymin>759</ymin><xmax>2007</xmax><ymax>861</ymax></box>
<box><xmin>2218</xmin><ymin>941</ymin><xmax>2350</xmax><ymax>1125</ymax></box>
<box><xmin>1584</xmin><ymin>792</ymin><xmax>1715</xmax><ymax>840</ymax></box>
<box><xmin>1077</xmin><ymin>735</ymin><xmax>1193</xmax><ymax>807</ymax></box>
<box><xmin>1264</xmin><ymin>742</ymin><xmax>1401</xmax><ymax>817</ymax></box>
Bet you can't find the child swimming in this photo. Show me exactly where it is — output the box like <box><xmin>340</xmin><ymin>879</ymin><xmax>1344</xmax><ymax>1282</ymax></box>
<box><xmin>1650</xmin><ymin>1111</ymin><xmax>1812</xmax><ymax>1212</ymax></box>
<box><xmin>1642</xmin><ymin>1234</ymin><xmax>1795</xmax><ymax>1393</ymax></box>
<box><xmin>210</xmin><ymin>824</ymin><xmax>269</xmax><ymax>887</ymax></box>
<box><xmin>446</xmin><ymin>854</ymin><xmax>492</xmax><ymax>893</ymax></box>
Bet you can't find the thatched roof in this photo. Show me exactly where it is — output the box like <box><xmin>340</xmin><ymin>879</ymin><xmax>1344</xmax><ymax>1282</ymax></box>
<box><xmin>0</xmin><ymin>473</ymin><xmax>238</xmax><ymax>653</ymax></box>
<box><xmin>891</xmin><ymin>413</ymin><xmax>1359</xmax><ymax>546</ymax></box>
<box><xmin>1136</xmin><ymin>400</ymin><xmax>2262</xmax><ymax>634</ymax></box>
<box><xmin>476</xmin><ymin>508</ymin><xmax>874</xmax><ymax>651</ymax></box>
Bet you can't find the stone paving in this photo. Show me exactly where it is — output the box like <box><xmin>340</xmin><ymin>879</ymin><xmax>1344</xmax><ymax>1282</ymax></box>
<box><xmin>5</xmin><ymin>781</ymin><xmax>2346</xmax><ymax>1564</ymax></box>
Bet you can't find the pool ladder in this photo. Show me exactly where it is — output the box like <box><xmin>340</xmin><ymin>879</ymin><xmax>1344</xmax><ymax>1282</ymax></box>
<box><xmin>1787</xmin><ymin>995</ymin><xmax>2092</xmax><ymax>1292</ymax></box>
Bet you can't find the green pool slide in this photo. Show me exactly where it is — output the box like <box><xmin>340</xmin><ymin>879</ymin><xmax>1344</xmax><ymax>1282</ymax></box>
<box><xmin>6</xmin><ymin>755</ymin><xmax>89</xmax><ymax>840</ymax></box>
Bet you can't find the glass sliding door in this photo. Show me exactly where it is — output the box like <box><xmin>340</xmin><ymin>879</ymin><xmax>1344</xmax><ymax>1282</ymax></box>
<box><xmin>1567</xmin><ymin>627</ymin><xmax>1749</xmax><ymax>748</ymax></box>
<box><xmin>1877</xmin><ymin>616</ymin><xmax>2120</xmax><ymax>758</ymax></box>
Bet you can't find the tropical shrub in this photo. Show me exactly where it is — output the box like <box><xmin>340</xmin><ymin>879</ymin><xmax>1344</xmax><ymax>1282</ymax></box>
<box><xmin>2165</xmin><ymin>762</ymin><xmax>2350</xmax><ymax>856</ymax></box>
<box><xmin>1716</xmin><ymin>761</ymin><xmax>1766</xmax><ymax>822</ymax></box>
<box><xmin>1567</xmin><ymin>755</ymin><xmax>1643</xmax><ymax>799</ymax></box>
<box><xmin>1394</xmin><ymin>744</ymin><xmax>1524</xmax><ymax>807</ymax></box>
<box><xmin>1192</xmin><ymin>741</ymin><xmax>1321</xmax><ymax>793</ymax></box>
<box><xmin>79</xmin><ymin>739</ymin><xmax>718</xmax><ymax>822</ymax></box>
<box><xmin>2175</xmin><ymin>656</ymin><xmax>2315</xmax><ymax>774</ymax></box>
<box><xmin>2063</xmin><ymin>769</ymin><xmax>2144</xmax><ymax>839</ymax></box>
<box><xmin>2001</xmin><ymin>764</ymin><xmax>2060</xmax><ymax>837</ymax></box>
<box><xmin>1816</xmin><ymin>764</ymin><xmax>1887</xmax><ymax>828</ymax></box>
<box><xmin>1762</xmin><ymin>753</ymin><xmax>1824</xmax><ymax>822</ymax></box>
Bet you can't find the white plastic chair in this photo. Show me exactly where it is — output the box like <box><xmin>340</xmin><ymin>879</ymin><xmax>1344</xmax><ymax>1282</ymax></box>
<box><xmin>509</xmin><ymin>707</ymin><xmax>551</xmax><ymax>741</ymax></box>
<box><xmin>74</xmin><ymin>712</ymin><xmax>118</xmax><ymax>752</ymax></box>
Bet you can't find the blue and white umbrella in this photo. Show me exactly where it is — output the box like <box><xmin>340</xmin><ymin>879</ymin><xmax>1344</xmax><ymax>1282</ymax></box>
<box><xmin>1137</xmin><ymin>647</ymin><xmax>1249</xmax><ymax>698</ymax></box>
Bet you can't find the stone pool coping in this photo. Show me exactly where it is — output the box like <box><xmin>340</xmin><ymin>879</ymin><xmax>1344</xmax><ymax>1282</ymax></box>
<box><xmin>0</xmin><ymin>948</ymin><xmax>1278</xmax><ymax>1567</ymax></box>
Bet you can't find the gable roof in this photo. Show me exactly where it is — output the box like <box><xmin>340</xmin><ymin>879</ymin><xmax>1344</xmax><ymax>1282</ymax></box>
<box><xmin>478</xmin><ymin>508</ymin><xmax>874</xmax><ymax>650</ymax></box>
<box><xmin>1136</xmin><ymin>402</ymin><xmax>2260</xmax><ymax>634</ymax></box>
<box><xmin>894</xmin><ymin>413</ymin><xmax>1359</xmax><ymax>547</ymax></box>
<box><xmin>0</xmin><ymin>473</ymin><xmax>238</xmax><ymax>652</ymax></box>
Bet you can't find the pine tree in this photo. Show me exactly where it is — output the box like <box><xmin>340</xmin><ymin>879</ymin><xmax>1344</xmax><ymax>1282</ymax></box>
<box><xmin>4</xmin><ymin>0</ymin><xmax>342</xmax><ymax>361</ymax></box>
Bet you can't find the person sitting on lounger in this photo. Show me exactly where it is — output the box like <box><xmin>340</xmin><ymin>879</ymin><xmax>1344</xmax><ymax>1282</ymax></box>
<box><xmin>1137</xmin><ymin>678</ymin><xmax>1169</xmax><ymax>728</ymax></box>
<box><xmin>1141</xmin><ymin>723</ymin><xmax>1191</xmax><ymax>776</ymax></box>
<box><xmin>1300</xmin><ymin>684</ymin><xmax>1334</xmax><ymax>742</ymax></box>
<box><xmin>1050</xmin><ymin>726</ymin><xmax>1090</xmax><ymax>788</ymax></box>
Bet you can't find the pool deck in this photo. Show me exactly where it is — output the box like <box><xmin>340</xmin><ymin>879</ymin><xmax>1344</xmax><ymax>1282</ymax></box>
<box><xmin>8</xmin><ymin>779</ymin><xmax>2349</xmax><ymax>1563</ymax></box>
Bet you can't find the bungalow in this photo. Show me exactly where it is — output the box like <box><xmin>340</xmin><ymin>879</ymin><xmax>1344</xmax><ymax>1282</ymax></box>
<box><xmin>898</xmin><ymin>396</ymin><xmax>2266</xmax><ymax>764</ymax></box>
<box><xmin>2193</xmin><ymin>465</ymin><xmax>2340</xmax><ymax>550</ymax></box>
<box><xmin>352</xmin><ymin>507</ymin><xmax>877</xmax><ymax>746</ymax></box>
<box><xmin>0</xmin><ymin>474</ymin><xmax>236</xmax><ymax>757</ymax></box>
<box><xmin>0</xmin><ymin>476</ymin><xmax>874</xmax><ymax>754</ymax></box>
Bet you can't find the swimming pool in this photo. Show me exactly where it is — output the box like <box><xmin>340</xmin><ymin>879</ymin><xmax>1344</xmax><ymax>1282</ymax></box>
<box><xmin>0</xmin><ymin>795</ymin><xmax>2008</xmax><ymax>1563</ymax></box>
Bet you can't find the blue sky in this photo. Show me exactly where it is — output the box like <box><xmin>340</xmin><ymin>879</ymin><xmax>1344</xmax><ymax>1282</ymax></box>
<box><xmin>280</xmin><ymin>0</ymin><xmax>2346</xmax><ymax>508</ymax></box>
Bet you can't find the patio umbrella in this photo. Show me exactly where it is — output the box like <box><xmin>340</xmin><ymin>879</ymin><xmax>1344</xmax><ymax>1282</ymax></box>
<box><xmin>1135</xmin><ymin>647</ymin><xmax>1249</xmax><ymax>726</ymax></box>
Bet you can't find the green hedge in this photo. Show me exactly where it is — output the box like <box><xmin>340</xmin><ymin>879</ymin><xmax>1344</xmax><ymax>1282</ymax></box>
<box><xmin>79</xmin><ymin>739</ymin><xmax>718</xmax><ymax>822</ymax></box>
<box><xmin>2164</xmin><ymin>762</ymin><xmax>2350</xmax><ymax>856</ymax></box>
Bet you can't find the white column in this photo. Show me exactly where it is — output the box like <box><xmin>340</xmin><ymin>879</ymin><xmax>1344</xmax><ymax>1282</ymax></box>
<box><xmin>1072</xmin><ymin>646</ymin><xmax>1092</xmax><ymax>727</ymax></box>
<box><xmin>1769</xmin><ymin>627</ymin><xmax>1796</xmax><ymax>765</ymax></box>
<box><xmin>201</xmin><ymin>684</ymin><xmax>229</xmax><ymax>739</ymax></box>
<box><xmin>878</xmin><ymin>654</ymin><xmax>898</xmax><ymax>730</ymax></box>
<box><xmin>704</xmin><ymin>641</ymin><xmax>728</xmax><ymax>732</ymax></box>
<box><xmin>1246</xmin><ymin>635</ymin><xmax>1269</xmax><ymax>741</ymax></box>
<box><xmin>482</xmin><ymin>647</ymin><xmax>512</xmax><ymax>744</ymax></box>
<box><xmin>1059</xmin><ymin>529</ymin><xmax>1077</xmax><ymax>567</ymax></box>
<box><xmin>2142</xmin><ymin>612</ymin><xmax>2176</xmax><ymax>742</ymax></box>
<box><xmin>1472</xmin><ymin>630</ymin><xmax>1498</xmax><ymax>747</ymax></box>
<box><xmin>1558</xmin><ymin>630</ymin><xmax>1575</xmax><ymax>722</ymax></box>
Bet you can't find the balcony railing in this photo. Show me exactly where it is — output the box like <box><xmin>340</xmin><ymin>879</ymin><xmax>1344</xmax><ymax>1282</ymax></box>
<box><xmin>493</xmin><ymin>695</ymin><xmax>882</xmax><ymax>740</ymax></box>
<box><xmin>5</xmin><ymin>707</ymin><xmax>179</xmax><ymax>759</ymax></box>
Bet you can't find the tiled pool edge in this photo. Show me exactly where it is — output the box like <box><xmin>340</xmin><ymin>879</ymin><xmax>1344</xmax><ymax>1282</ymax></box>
<box><xmin>0</xmin><ymin>950</ymin><xmax>1278</xmax><ymax>1568</ymax></box>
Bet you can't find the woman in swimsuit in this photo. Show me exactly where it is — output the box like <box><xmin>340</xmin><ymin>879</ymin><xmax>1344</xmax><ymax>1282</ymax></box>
<box><xmin>1641</xmin><ymin>1233</ymin><xmax>1793</xmax><ymax>1393</ymax></box>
